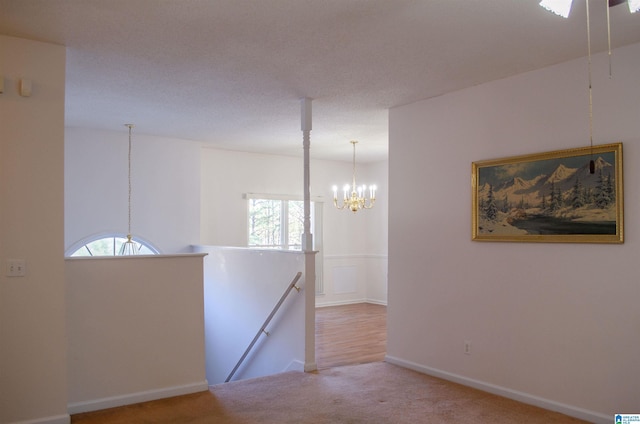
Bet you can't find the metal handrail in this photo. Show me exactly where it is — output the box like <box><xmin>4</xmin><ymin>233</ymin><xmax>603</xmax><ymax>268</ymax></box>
<box><xmin>225</xmin><ymin>271</ymin><xmax>303</xmax><ymax>383</ymax></box>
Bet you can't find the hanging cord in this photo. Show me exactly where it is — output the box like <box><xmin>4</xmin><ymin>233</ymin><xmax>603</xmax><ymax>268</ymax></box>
<box><xmin>606</xmin><ymin>0</ymin><xmax>612</xmax><ymax>78</ymax></box>
<box><xmin>126</xmin><ymin>124</ymin><xmax>134</xmax><ymax>236</ymax></box>
<box><xmin>586</xmin><ymin>0</ymin><xmax>595</xmax><ymax>174</ymax></box>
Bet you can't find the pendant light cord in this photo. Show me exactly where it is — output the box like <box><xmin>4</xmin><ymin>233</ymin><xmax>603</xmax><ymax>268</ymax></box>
<box><xmin>126</xmin><ymin>124</ymin><xmax>134</xmax><ymax>237</ymax></box>
<box><xmin>606</xmin><ymin>0</ymin><xmax>612</xmax><ymax>78</ymax></box>
<box><xmin>586</xmin><ymin>0</ymin><xmax>595</xmax><ymax>171</ymax></box>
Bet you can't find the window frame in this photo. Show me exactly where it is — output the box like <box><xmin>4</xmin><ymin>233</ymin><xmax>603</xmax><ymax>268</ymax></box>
<box><xmin>244</xmin><ymin>193</ymin><xmax>324</xmax><ymax>294</ymax></box>
<box><xmin>246</xmin><ymin>197</ymin><xmax>307</xmax><ymax>250</ymax></box>
<box><xmin>65</xmin><ymin>233</ymin><xmax>160</xmax><ymax>257</ymax></box>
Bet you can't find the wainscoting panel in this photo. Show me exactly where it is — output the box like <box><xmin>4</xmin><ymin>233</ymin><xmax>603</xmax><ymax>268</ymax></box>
<box><xmin>318</xmin><ymin>255</ymin><xmax>387</xmax><ymax>307</ymax></box>
<box><xmin>332</xmin><ymin>265</ymin><xmax>358</xmax><ymax>294</ymax></box>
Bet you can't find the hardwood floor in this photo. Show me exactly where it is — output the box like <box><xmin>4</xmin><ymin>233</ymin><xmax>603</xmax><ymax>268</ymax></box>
<box><xmin>315</xmin><ymin>302</ymin><xmax>387</xmax><ymax>369</ymax></box>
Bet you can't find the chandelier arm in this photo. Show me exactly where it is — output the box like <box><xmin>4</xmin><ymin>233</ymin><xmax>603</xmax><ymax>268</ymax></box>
<box><xmin>333</xmin><ymin>198</ymin><xmax>348</xmax><ymax>210</ymax></box>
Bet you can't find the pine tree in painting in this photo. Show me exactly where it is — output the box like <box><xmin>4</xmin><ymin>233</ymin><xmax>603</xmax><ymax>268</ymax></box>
<box><xmin>595</xmin><ymin>169</ymin><xmax>610</xmax><ymax>208</ymax></box>
<box><xmin>571</xmin><ymin>176</ymin><xmax>585</xmax><ymax>209</ymax></box>
<box><xmin>548</xmin><ymin>181</ymin><xmax>562</xmax><ymax>212</ymax></box>
<box><xmin>484</xmin><ymin>184</ymin><xmax>498</xmax><ymax>221</ymax></box>
<box><xmin>605</xmin><ymin>173</ymin><xmax>615</xmax><ymax>205</ymax></box>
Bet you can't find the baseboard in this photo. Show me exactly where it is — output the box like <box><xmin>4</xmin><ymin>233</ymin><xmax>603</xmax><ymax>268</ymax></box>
<box><xmin>304</xmin><ymin>361</ymin><xmax>318</xmax><ymax>372</ymax></box>
<box><xmin>316</xmin><ymin>298</ymin><xmax>367</xmax><ymax>307</ymax></box>
<box><xmin>10</xmin><ymin>414</ymin><xmax>70</xmax><ymax>424</ymax></box>
<box><xmin>384</xmin><ymin>355</ymin><xmax>610</xmax><ymax>424</ymax></box>
<box><xmin>67</xmin><ymin>381</ymin><xmax>209</xmax><ymax>415</ymax></box>
<box><xmin>284</xmin><ymin>360</ymin><xmax>305</xmax><ymax>372</ymax></box>
<box><xmin>316</xmin><ymin>299</ymin><xmax>387</xmax><ymax>308</ymax></box>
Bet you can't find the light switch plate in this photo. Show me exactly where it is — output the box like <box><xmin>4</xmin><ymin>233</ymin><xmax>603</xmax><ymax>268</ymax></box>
<box><xmin>6</xmin><ymin>259</ymin><xmax>26</xmax><ymax>277</ymax></box>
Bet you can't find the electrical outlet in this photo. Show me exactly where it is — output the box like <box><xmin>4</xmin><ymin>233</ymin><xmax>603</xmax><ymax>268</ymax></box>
<box><xmin>6</xmin><ymin>259</ymin><xmax>26</xmax><ymax>277</ymax></box>
<box><xmin>464</xmin><ymin>340</ymin><xmax>471</xmax><ymax>355</ymax></box>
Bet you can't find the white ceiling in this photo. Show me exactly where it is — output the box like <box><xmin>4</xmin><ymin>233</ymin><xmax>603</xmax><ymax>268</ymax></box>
<box><xmin>1</xmin><ymin>0</ymin><xmax>639</xmax><ymax>162</ymax></box>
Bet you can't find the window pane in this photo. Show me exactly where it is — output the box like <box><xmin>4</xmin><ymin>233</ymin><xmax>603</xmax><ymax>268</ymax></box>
<box><xmin>246</xmin><ymin>198</ymin><xmax>313</xmax><ymax>250</ymax></box>
<box><xmin>86</xmin><ymin>237</ymin><xmax>116</xmax><ymax>256</ymax></box>
<box><xmin>71</xmin><ymin>245</ymin><xmax>93</xmax><ymax>257</ymax></box>
<box><xmin>248</xmin><ymin>199</ymin><xmax>282</xmax><ymax>248</ymax></box>
<box><xmin>287</xmin><ymin>200</ymin><xmax>304</xmax><ymax>250</ymax></box>
<box><xmin>68</xmin><ymin>236</ymin><xmax>159</xmax><ymax>256</ymax></box>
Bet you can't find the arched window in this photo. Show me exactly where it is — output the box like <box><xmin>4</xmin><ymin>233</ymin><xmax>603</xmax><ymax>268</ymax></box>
<box><xmin>66</xmin><ymin>234</ymin><xmax>159</xmax><ymax>257</ymax></box>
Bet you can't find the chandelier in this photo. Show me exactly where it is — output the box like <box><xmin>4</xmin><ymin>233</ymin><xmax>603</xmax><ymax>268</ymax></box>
<box><xmin>539</xmin><ymin>0</ymin><xmax>639</xmax><ymax>18</ymax></box>
<box><xmin>119</xmin><ymin>123</ymin><xmax>139</xmax><ymax>255</ymax></box>
<box><xmin>332</xmin><ymin>140</ymin><xmax>376</xmax><ymax>213</ymax></box>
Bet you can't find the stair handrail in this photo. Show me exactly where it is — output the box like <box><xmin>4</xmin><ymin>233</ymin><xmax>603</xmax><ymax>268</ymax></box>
<box><xmin>225</xmin><ymin>271</ymin><xmax>303</xmax><ymax>382</ymax></box>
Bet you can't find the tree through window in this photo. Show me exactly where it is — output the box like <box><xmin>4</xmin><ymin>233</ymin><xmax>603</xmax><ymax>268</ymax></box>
<box><xmin>67</xmin><ymin>235</ymin><xmax>159</xmax><ymax>257</ymax></box>
<box><xmin>248</xmin><ymin>198</ymin><xmax>308</xmax><ymax>250</ymax></box>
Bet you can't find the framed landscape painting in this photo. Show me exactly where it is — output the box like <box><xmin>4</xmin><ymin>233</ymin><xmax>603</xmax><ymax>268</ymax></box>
<box><xmin>472</xmin><ymin>143</ymin><xmax>623</xmax><ymax>243</ymax></box>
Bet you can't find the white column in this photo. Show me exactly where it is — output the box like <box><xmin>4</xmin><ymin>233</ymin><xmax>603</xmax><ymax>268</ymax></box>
<box><xmin>301</xmin><ymin>97</ymin><xmax>313</xmax><ymax>251</ymax></box>
<box><xmin>301</xmin><ymin>98</ymin><xmax>317</xmax><ymax>372</ymax></box>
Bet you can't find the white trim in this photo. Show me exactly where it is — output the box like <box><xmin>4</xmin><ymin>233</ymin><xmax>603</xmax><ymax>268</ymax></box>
<box><xmin>315</xmin><ymin>298</ymin><xmax>389</xmax><ymax>308</ymax></box>
<box><xmin>192</xmin><ymin>245</ymin><xmax>306</xmax><ymax>255</ymax></box>
<box><xmin>67</xmin><ymin>381</ymin><xmax>209</xmax><ymax>415</ymax></box>
<box><xmin>283</xmin><ymin>360</ymin><xmax>305</xmax><ymax>372</ymax></box>
<box><xmin>384</xmin><ymin>356</ymin><xmax>610</xmax><ymax>424</ymax></box>
<box><xmin>316</xmin><ymin>298</ymin><xmax>367</xmax><ymax>307</ymax></box>
<box><xmin>243</xmin><ymin>192</ymin><xmax>324</xmax><ymax>202</ymax></box>
<box><xmin>64</xmin><ymin>253</ymin><xmax>207</xmax><ymax>261</ymax></box>
<box><xmin>9</xmin><ymin>414</ymin><xmax>70</xmax><ymax>424</ymax></box>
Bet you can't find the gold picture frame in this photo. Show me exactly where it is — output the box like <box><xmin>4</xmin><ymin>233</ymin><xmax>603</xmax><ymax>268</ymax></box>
<box><xmin>472</xmin><ymin>143</ymin><xmax>623</xmax><ymax>243</ymax></box>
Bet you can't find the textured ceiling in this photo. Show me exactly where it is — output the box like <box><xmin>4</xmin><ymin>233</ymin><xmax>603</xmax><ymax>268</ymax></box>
<box><xmin>1</xmin><ymin>0</ymin><xmax>639</xmax><ymax>162</ymax></box>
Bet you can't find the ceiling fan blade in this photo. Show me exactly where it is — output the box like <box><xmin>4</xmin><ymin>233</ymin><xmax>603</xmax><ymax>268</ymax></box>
<box><xmin>539</xmin><ymin>0</ymin><xmax>573</xmax><ymax>18</ymax></box>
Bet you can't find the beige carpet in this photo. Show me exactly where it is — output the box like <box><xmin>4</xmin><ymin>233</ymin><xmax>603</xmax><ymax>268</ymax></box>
<box><xmin>72</xmin><ymin>362</ymin><xmax>588</xmax><ymax>423</ymax></box>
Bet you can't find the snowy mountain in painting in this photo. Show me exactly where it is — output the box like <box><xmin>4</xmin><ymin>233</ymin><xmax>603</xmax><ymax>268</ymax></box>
<box><xmin>545</xmin><ymin>163</ymin><xmax>577</xmax><ymax>184</ymax></box>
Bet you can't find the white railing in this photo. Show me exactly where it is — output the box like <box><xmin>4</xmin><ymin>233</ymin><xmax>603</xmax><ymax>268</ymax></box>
<box><xmin>226</xmin><ymin>272</ymin><xmax>302</xmax><ymax>382</ymax></box>
<box><xmin>192</xmin><ymin>245</ymin><xmax>306</xmax><ymax>384</ymax></box>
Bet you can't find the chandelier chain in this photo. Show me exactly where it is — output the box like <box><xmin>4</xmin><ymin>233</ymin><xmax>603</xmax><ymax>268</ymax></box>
<box><xmin>351</xmin><ymin>140</ymin><xmax>357</xmax><ymax>190</ymax></box>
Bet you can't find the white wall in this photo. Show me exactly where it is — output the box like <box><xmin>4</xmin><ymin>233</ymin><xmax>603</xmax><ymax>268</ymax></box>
<box><xmin>66</xmin><ymin>138</ymin><xmax>388</xmax><ymax>305</ymax></box>
<box><xmin>65</xmin><ymin>127</ymin><xmax>201</xmax><ymax>254</ymax></box>
<box><xmin>200</xmin><ymin>148</ymin><xmax>388</xmax><ymax>305</ymax></box>
<box><xmin>387</xmin><ymin>42</ymin><xmax>640</xmax><ymax>423</ymax></box>
<box><xmin>66</xmin><ymin>255</ymin><xmax>207</xmax><ymax>413</ymax></box>
<box><xmin>0</xmin><ymin>36</ymin><xmax>69</xmax><ymax>424</ymax></box>
<box><xmin>192</xmin><ymin>246</ymin><xmax>305</xmax><ymax>384</ymax></box>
